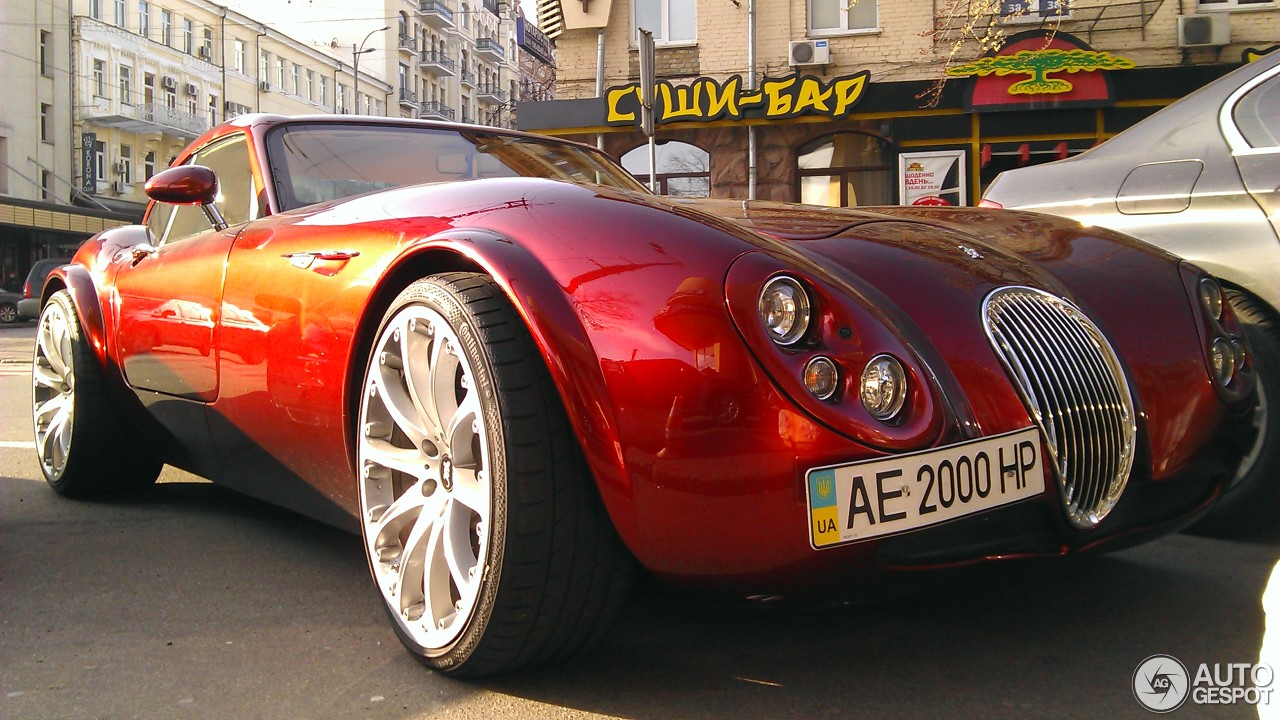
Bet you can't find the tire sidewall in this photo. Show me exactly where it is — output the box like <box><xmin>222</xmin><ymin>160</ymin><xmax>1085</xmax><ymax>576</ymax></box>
<box><xmin>358</xmin><ymin>277</ymin><xmax>509</xmax><ymax>672</ymax></box>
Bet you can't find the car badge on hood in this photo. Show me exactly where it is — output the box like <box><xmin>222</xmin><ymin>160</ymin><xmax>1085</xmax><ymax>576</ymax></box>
<box><xmin>958</xmin><ymin>245</ymin><xmax>983</xmax><ymax>260</ymax></box>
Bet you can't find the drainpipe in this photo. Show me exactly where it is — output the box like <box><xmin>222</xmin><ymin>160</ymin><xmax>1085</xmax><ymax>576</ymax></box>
<box><xmin>595</xmin><ymin>28</ymin><xmax>605</xmax><ymax>150</ymax></box>
<box><xmin>747</xmin><ymin>0</ymin><xmax>756</xmax><ymax>200</ymax></box>
<box><xmin>254</xmin><ymin>25</ymin><xmax>266</xmax><ymax>112</ymax></box>
<box><xmin>219</xmin><ymin>7</ymin><xmax>226</xmax><ymax>123</ymax></box>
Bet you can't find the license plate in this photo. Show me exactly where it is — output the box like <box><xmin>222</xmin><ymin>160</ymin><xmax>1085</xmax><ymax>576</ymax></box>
<box><xmin>806</xmin><ymin>427</ymin><xmax>1045</xmax><ymax>549</ymax></box>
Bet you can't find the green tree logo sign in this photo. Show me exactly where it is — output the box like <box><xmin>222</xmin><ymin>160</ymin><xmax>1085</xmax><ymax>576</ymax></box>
<box><xmin>946</xmin><ymin>48</ymin><xmax>1134</xmax><ymax>95</ymax></box>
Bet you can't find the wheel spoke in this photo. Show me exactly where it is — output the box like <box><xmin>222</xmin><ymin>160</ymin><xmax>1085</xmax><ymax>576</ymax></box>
<box><xmin>34</xmin><ymin>393</ymin><xmax>68</xmax><ymax>427</ymax></box>
<box><xmin>408</xmin><ymin>507</ymin><xmax>454</xmax><ymax>629</ymax></box>
<box><xmin>428</xmin><ymin>335</ymin><xmax>460</xmax><ymax>438</ymax></box>
<box><xmin>402</xmin><ymin>326</ymin><xmax>445</xmax><ymax>438</ymax></box>
<box><xmin>38</xmin><ymin>319</ymin><xmax>69</xmax><ymax>380</ymax></box>
<box><xmin>33</xmin><ymin>362</ymin><xmax>63</xmax><ymax>391</ymax></box>
<box><xmin>372</xmin><ymin>365</ymin><xmax>429</xmax><ymax>446</ymax></box>
<box><xmin>449</xmin><ymin>467</ymin><xmax>488</xmax><ymax>518</ymax></box>
<box><xmin>361</xmin><ymin>436</ymin><xmax>429</xmax><ymax>479</ymax></box>
<box><xmin>445</xmin><ymin>392</ymin><xmax>481</xmax><ymax>465</ymax></box>
<box><xmin>441</xmin><ymin>499</ymin><xmax>479</xmax><ymax>599</ymax></box>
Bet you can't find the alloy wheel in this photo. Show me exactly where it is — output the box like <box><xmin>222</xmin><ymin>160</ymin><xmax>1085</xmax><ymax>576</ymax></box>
<box><xmin>32</xmin><ymin>301</ymin><xmax>76</xmax><ymax>478</ymax></box>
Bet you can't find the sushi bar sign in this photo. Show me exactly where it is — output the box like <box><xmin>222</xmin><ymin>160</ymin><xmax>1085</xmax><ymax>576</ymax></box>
<box><xmin>605</xmin><ymin>71</ymin><xmax>870</xmax><ymax>127</ymax></box>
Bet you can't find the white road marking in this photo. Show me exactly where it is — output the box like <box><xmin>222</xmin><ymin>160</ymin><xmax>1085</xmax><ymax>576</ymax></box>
<box><xmin>0</xmin><ymin>441</ymin><xmax>35</xmax><ymax>449</ymax></box>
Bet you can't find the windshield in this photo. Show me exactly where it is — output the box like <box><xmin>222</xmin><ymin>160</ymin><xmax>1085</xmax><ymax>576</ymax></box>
<box><xmin>265</xmin><ymin>122</ymin><xmax>648</xmax><ymax>210</ymax></box>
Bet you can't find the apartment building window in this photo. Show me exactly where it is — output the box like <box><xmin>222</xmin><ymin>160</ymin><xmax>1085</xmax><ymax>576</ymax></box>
<box><xmin>39</xmin><ymin>31</ymin><xmax>51</xmax><ymax>76</ymax></box>
<box><xmin>233</xmin><ymin>40</ymin><xmax>245</xmax><ymax>73</ymax></box>
<box><xmin>259</xmin><ymin>51</ymin><xmax>269</xmax><ymax>83</ymax></box>
<box><xmin>337</xmin><ymin>84</ymin><xmax>347</xmax><ymax>113</ymax></box>
<box><xmin>277</xmin><ymin>58</ymin><xmax>286</xmax><ymax>88</ymax></box>
<box><xmin>114</xmin><ymin>0</ymin><xmax>125</xmax><ymax>27</ymax></box>
<box><xmin>93</xmin><ymin>59</ymin><xmax>106</xmax><ymax>97</ymax></box>
<box><xmin>120</xmin><ymin>65</ymin><xmax>133</xmax><ymax>104</ymax></box>
<box><xmin>461</xmin><ymin>3</ymin><xmax>469</xmax><ymax>30</ymax></box>
<box><xmin>161</xmin><ymin>9</ymin><xmax>172</xmax><ymax>45</ymax></box>
<box><xmin>164</xmin><ymin>84</ymin><xmax>177</xmax><ymax>109</ymax></box>
<box><xmin>183</xmin><ymin>19</ymin><xmax>193</xmax><ymax>53</ymax></box>
<box><xmin>90</xmin><ymin>0</ymin><xmax>102</xmax><ymax>20</ymax></box>
<box><xmin>320</xmin><ymin>76</ymin><xmax>329</xmax><ymax>106</ymax></box>
<box><xmin>208</xmin><ymin>95</ymin><xmax>218</xmax><ymax>125</ymax></box>
<box><xmin>306</xmin><ymin>69</ymin><xmax>315</xmax><ymax>100</ymax></box>
<box><xmin>138</xmin><ymin>1</ymin><xmax>150</xmax><ymax>39</ymax></box>
<box><xmin>633</xmin><ymin>0</ymin><xmax>695</xmax><ymax>44</ymax></box>
<box><xmin>120</xmin><ymin>145</ymin><xmax>132</xmax><ymax>183</ymax></box>
<box><xmin>809</xmin><ymin>0</ymin><xmax>877</xmax><ymax>33</ymax></box>
<box><xmin>94</xmin><ymin>141</ymin><xmax>106</xmax><ymax>185</ymax></box>
<box><xmin>1198</xmin><ymin>0</ymin><xmax>1273</xmax><ymax>8</ymax></box>
<box><xmin>41</xmin><ymin>170</ymin><xmax>52</xmax><ymax>200</ymax></box>
<box><xmin>202</xmin><ymin>29</ymin><xmax>213</xmax><ymax>59</ymax></box>
<box><xmin>797</xmin><ymin>132</ymin><xmax>893</xmax><ymax>207</ymax></box>
<box><xmin>144</xmin><ymin>151</ymin><xmax>155</xmax><ymax>180</ymax></box>
<box><xmin>40</xmin><ymin>103</ymin><xmax>52</xmax><ymax>142</ymax></box>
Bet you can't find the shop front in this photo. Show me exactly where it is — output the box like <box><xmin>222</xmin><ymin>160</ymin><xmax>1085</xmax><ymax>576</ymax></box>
<box><xmin>517</xmin><ymin>30</ymin><xmax>1246</xmax><ymax>208</ymax></box>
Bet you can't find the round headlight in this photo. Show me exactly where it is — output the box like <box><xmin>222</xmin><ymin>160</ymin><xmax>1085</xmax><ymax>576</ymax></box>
<box><xmin>758</xmin><ymin>276</ymin><xmax>812</xmax><ymax>346</ymax></box>
<box><xmin>804</xmin><ymin>356</ymin><xmax>840</xmax><ymax>401</ymax></box>
<box><xmin>1199</xmin><ymin>277</ymin><xmax>1223</xmax><ymax>322</ymax></box>
<box><xmin>860</xmin><ymin>354</ymin><xmax>907</xmax><ymax>421</ymax></box>
<box><xmin>1231</xmin><ymin>337</ymin><xmax>1248</xmax><ymax>371</ymax></box>
<box><xmin>1210</xmin><ymin>337</ymin><xmax>1235</xmax><ymax>387</ymax></box>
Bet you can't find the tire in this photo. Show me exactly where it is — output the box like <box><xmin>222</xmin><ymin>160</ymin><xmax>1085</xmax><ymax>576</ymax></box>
<box><xmin>0</xmin><ymin>302</ymin><xmax>17</xmax><ymax>324</ymax></box>
<box><xmin>1189</xmin><ymin>288</ymin><xmax>1280</xmax><ymax>535</ymax></box>
<box><xmin>356</xmin><ymin>273</ymin><xmax>634</xmax><ymax>677</ymax></box>
<box><xmin>32</xmin><ymin>290</ymin><xmax>162</xmax><ymax>496</ymax></box>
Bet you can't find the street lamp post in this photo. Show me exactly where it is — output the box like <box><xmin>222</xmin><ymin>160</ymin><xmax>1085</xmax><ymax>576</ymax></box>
<box><xmin>353</xmin><ymin>25</ymin><xmax>389</xmax><ymax>115</ymax></box>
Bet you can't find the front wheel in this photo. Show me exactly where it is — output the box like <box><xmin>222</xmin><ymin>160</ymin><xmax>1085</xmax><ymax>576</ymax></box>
<box><xmin>1189</xmin><ymin>289</ymin><xmax>1280</xmax><ymax>535</ymax></box>
<box><xmin>33</xmin><ymin>290</ymin><xmax>161</xmax><ymax>496</ymax></box>
<box><xmin>0</xmin><ymin>302</ymin><xmax>18</xmax><ymax>324</ymax></box>
<box><xmin>356</xmin><ymin>273</ymin><xmax>633</xmax><ymax>677</ymax></box>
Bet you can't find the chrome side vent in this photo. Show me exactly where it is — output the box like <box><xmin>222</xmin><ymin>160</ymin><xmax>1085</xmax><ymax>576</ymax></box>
<box><xmin>983</xmin><ymin>286</ymin><xmax>1137</xmax><ymax>528</ymax></box>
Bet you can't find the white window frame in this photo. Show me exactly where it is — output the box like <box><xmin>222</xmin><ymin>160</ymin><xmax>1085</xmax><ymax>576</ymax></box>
<box><xmin>119</xmin><ymin>64</ymin><xmax>132</xmax><ymax>104</ymax></box>
<box><xmin>233</xmin><ymin>40</ymin><xmax>245</xmax><ymax>74</ymax></box>
<box><xmin>291</xmin><ymin>64</ymin><xmax>299</xmax><ymax>95</ymax></box>
<box><xmin>90</xmin><ymin>0</ymin><xmax>102</xmax><ymax>20</ymax></box>
<box><xmin>138</xmin><ymin>1</ymin><xmax>150</xmax><ymax>39</ymax></box>
<box><xmin>632</xmin><ymin>0</ymin><xmax>697</xmax><ymax>46</ymax></box>
<box><xmin>119</xmin><ymin>145</ymin><xmax>132</xmax><ymax>183</ymax></box>
<box><xmin>183</xmin><ymin>19</ymin><xmax>193</xmax><ymax>53</ymax></box>
<box><xmin>114</xmin><ymin>0</ymin><xmax>125</xmax><ymax>27</ymax></box>
<box><xmin>92</xmin><ymin>58</ymin><xmax>107</xmax><ymax>97</ymax></box>
<box><xmin>160</xmin><ymin>9</ymin><xmax>172</xmax><ymax>45</ymax></box>
<box><xmin>808</xmin><ymin>0</ymin><xmax>879</xmax><ymax>34</ymax></box>
<box><xmin>1197</xmin><ymin>0</ymin><xmax>1276</xmax><ymax>9</ymax></box>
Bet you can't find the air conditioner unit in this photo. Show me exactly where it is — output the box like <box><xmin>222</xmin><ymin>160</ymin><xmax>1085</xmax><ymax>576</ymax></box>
<box><xmin>259</xmin><ymin>80</ymin><xmax>271</xmax><ymax>92</ymax></box>
<box><xmin>113</xmin><ymin>160</ymin><xmax>128</xmax><ymax>174</ymax></box>
<box><xmin>1178</xmin><ymin>14</ymin><xmax>1230</xmax><ymax>48</ymax></box>
<box><xmin>184</xmin><ymin>82</ymin><xmax>199</xmax><ymax>96</ymax></box>
<box><xmin>161</xmin><ymin>76</ymin><xmax>178</xmax><ymax>90</ymax></box>
<box><xmin>789</xmin><ymin>39</ymin><xmax>830</xmax><ymax>67</ymax></box>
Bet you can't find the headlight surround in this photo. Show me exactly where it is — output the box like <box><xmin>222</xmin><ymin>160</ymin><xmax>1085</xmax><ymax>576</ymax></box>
<box><xmin>860</xmin><ymin>354</ymin><xmax>908</xmax><ymax>421</ymax></box>
<box><xmin>1210</xmin><ymin>337</ymin><xmax>1236</xmax><ymax>387</ymax></box>
<box><xmin>1199</xmin><ymin>277</ymin><xmax>1224</xmax><ymax>321</ymax></box>
<box><xmin>758</xmin><ymin>276</ymin><xmax>812</xmax><ymax>346</ymax></box>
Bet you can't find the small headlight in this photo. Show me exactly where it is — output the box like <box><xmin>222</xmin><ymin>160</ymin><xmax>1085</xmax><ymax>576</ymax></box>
<box><xmin>1199</xmin><ymin>277</ymin><xmax>1223</xmax><ymax>322</ymax></box>
<box><xmin>1231</xmin><ymin>338</ymin><xmax>1248</xmax><ymax>370</ymax></box>
<box><xmin>804</xmin><ymin>356</ymin><xmax>840</xmax><ymax>401</ymax></box>
<box><xmin>1210</xmin><ymin>337</ymin><xmax>1235</xmax><ymax>386</ymax></box>
<box><xmin>758</xmin><ymin>276</ymin><xmax>811</xmax><ymax>346</ymax></box>
<box><xmin>860</xmin><ymin>354</ymin><xmax>907</xmax><ymax>421</ymax></box>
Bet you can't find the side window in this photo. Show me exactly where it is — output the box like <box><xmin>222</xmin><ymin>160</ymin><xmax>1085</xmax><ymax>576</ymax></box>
<box><xmin>157</xmin><ymin>134</ymin><xmax>256</xmax><ymax>245</ymax></box>
<box><xmin>1233</xmin><ymin>73</ymin><xmax>1280</xmax><ymax>150</ymax></box>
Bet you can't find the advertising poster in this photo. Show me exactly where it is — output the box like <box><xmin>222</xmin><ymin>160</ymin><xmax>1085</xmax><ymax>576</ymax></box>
<box><xmin>899</xmin><ymin>150</ymin><xmax>967</xmax><ymax>206</ymax></box>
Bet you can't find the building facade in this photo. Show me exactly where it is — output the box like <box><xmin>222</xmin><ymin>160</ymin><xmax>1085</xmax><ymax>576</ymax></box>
<box><xmin>1</xmin><ymin>0</ymin><xmax>392</xmax><ymax>290</ymax></box>
<box><xmin>521</xmin><ymin>0</ymin><xmax>1280</xmax><ymax>206</ymax></box>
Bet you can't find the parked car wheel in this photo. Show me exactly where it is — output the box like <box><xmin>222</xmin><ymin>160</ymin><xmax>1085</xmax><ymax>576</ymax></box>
<box><xmin>1191</xmin><ymin>289</ymin><xmax>1280</xmax><ymax>535</ymax></box>
<box><xmin>0</xmin><ymin>301</ymin><xmax>18</xmax><ymax>324</ymax></box>
<box><xmin>356</xmin><ymin>273</ymin><xmax>633</xmax><ymax>677</ymax></box>
<box><xmin>32</xmin><ymin>290</ymin><xmax>162</xmax><ymax>496</ymax></box>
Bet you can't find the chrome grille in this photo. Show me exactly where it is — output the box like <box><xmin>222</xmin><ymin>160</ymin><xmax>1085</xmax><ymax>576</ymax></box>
<box><xmin>982</xmin><ymin>287</ymin><xmax>1137</xmax><ymax>528</ymax></box>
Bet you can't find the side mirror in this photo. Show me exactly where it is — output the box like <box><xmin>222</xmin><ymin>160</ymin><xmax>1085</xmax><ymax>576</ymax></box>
<box><xmin>144</xmin><ymin>165</ymin><xmax>228</xmax><ymax>231</ymax></box>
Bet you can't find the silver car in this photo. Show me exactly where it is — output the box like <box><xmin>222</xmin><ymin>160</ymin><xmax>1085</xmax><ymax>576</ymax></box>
<box><xmin>982</xmin><ymin>51</ymin><xmax>1280</xmax><ymax>532</ymax></box>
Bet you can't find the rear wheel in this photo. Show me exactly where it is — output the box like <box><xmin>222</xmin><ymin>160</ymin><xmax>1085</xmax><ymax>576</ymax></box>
<box><xmin>0</xmin><ymin>302</ymin><xmax>17</xmax><ymax>324</ymax></box>
<box><xmin>33</xmin><ymin>290</ymin><xmax>161</xmax><ymax>496</ymax></box>
<box><xmin>1190</xmin><ymin>288</ymin><xmax>1280</xmax><ymax>535</ymax></box>
<box><xmin>356</xmin><ymin>273</ymin><xmax>633</xmax><ymax>677</ymax></box>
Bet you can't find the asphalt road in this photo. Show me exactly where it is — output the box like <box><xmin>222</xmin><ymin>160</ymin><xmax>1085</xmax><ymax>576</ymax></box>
<box><xmin>1</xmin><ymin>320</ymin><xmax>1278</xmax><ymax>720</ymax></box>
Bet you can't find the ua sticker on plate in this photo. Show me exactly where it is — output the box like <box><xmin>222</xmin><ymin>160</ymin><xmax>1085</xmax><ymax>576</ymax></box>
<box><xmin>806</xmin><ymin>427</ymin><xmax>1045</xmax><ymax>549</ymax></box>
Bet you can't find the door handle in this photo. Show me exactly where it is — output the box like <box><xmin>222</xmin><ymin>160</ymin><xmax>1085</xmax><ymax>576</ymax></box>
<box><xmin>130</xmin><ymin>243</ymin><xmax>158</xmax><ymax>266</ymax></box>
<box><xmin>281</xmin><ymin>250</ymin><xmax>360</xmax><ymax>269</ymax></box>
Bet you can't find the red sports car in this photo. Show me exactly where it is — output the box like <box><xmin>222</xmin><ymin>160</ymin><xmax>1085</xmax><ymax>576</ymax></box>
<box><xmin>32</xmin><ymin>114</ymin><xmax>1255</xmax><ymax>677</ymax></box>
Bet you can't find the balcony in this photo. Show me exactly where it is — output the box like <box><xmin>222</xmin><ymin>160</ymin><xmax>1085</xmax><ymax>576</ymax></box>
<box><xmin>474</xmin><ymin>37</ymin><xmax>504</xmax><ymax>62</ymax></box>
<box><xmin>418</xmin><ymin>1</ymin><xmax>455</xmax><ymax>31</ymax></box>
<box><xmin>420</xmin><ymin>101</ymin><xmax>456</xmax><ymax>121</ymax></box>
<box><xmin>459</xmin><ymin>70</ymin><xmax>476</xmax><ymax>89</ymax></box>
<box><xmin>475</xmin><ymin>85</ymin><xmax>507</xmax><ymax>105</ymax></box>
<box><xmin>83</xmin><ymin>101</ymin><xmax>208</xmax><ymax>139</ymax></box>
<box><xmin>419</xmin><ymin>50</ymin><xmax>457</xmax><ymax>77</ymax></box>
<box><xmin>398</xmin><ymin>34</ymin><xmax>418</xmax><ymax>53</ymax></box>
<box><xmin>398</xmin><ymin>88</ymin><xmax>418</xmax><ymax>108</ymax></box>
